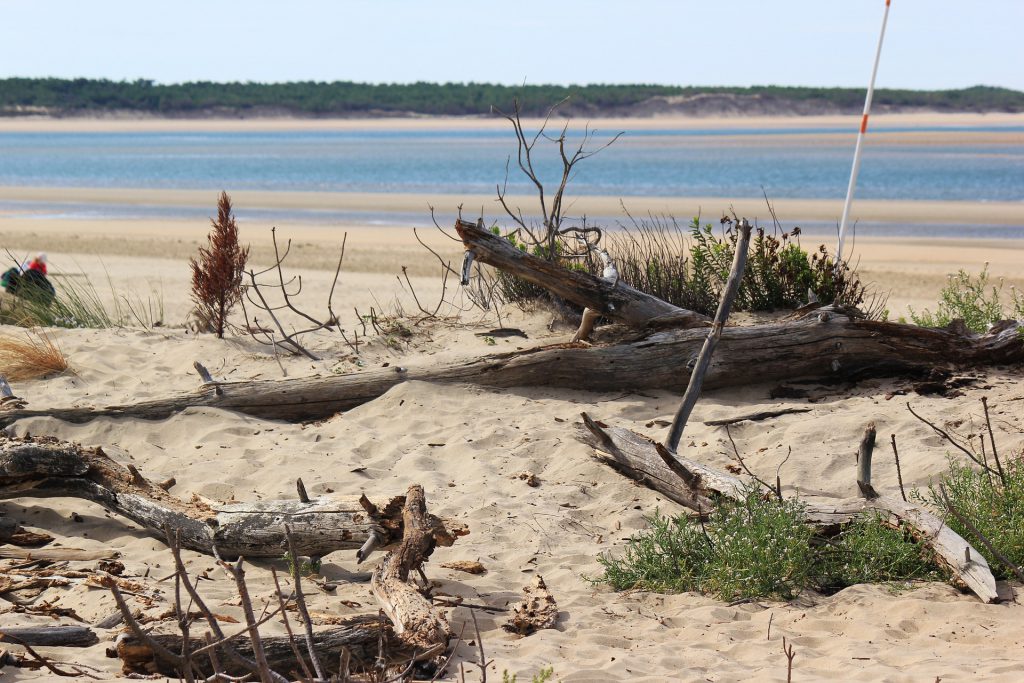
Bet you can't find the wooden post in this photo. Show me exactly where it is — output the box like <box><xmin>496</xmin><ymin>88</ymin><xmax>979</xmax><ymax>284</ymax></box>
<box><xmin>857</xmin><ymin>422</ymin><xmax>877</xmax><ymax>499</ymax></box>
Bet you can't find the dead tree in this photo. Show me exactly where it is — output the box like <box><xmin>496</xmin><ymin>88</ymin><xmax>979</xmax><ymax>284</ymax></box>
<box><xmin>492</xmin><ymin>98</ymin><xmax>620</xmax><ymax>260</ymax></box>
<box><xmin>0</xmin><ymin>307</ymin><xmax>1018</xmax><ymax>429</ymax></box>
<box><xmin>0</xmin><ymin>220</ymin><xmax>1019</xmax><ymax>429</ymax></box>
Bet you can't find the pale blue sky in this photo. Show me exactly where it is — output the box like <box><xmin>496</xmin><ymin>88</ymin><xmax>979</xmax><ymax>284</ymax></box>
<box><xmin>1</xmin><ymin>0</ymin><xmax>1020</xmax><ymax>90</ymax></box>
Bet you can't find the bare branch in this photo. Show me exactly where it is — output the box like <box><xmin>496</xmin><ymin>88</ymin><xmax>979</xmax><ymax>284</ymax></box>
<box><xmin>284</xmin><ymin>524</ymin><xmax>326</xmax><ymax>680</ymax></box>
<box><xmin>907</xmin><ymin>402</ymin><xmax>1000</xmax><ymax>477</ymax></box>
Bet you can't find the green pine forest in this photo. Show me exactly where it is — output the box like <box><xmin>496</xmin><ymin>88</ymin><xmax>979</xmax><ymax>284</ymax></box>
<box><xmin>1</xmin><ymin>78</ymin><xmax>1021</xmax><ymax>117</ymax></box>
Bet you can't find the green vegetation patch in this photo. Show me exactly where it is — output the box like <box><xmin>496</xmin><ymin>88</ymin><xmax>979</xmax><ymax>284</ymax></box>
<box><xmin>597</xmin><ymin>486</ymin><xmax>942</xmax><ymax>601</ymax></box>
<box><xmin>915</xmin><ymin>453</ymin><xmax>1024</xmax><ymax>580</ymax></box>
<box><xmin>494</xmin><ymin>217</ymin><xmax>872</xmax><ymax>316</ymax></box>
<box><xmin>910</xmin><ymin>266</ymin><xmax>1024</xmax><ymax>332</ymax></box>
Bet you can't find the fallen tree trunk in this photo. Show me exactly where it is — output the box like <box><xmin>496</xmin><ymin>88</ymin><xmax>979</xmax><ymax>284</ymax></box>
<box><xmin>0</xmin><ymin>314</ymin><xmax>1018</xmax><ymax>428</ymax></box>
<box><xmin>454</xmin><ymin>218</ymin><xmax>709</xmax><ymax>329</ymax></box>
<box><xmin>0</xmin><ymin>625</ymin><xmax>97</xmax><ymax>647</ymax></box>
<box><xmin>578</xmin><ymin>416</ymin><xmax>999</xmax><ymax>603</ymax></box>
<box><xmin>0</xmin><ymin>436</ymin><xmax>467</xmax><ymax>559</ymax></box>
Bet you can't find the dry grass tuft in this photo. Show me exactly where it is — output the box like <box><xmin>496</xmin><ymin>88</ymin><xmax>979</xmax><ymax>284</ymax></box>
<box><xmin>0</xmin><ymin>329</ymin><xmax>70</xmax><ymax>381</ymax></box>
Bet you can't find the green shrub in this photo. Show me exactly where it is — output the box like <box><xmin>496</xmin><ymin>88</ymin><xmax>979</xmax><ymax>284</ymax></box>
<box><xmin>686</xmin><ymin>218</ymin><xmax>868</xmax><ymax>314</ymax></box>
<box><xmin>598</xmin><ymin>487</ymin><xmax>815</xmax><ymax>600</ymax></box>
<box><xmin>915</xmin><ymin>453</ymin><xmax>1024</xmax><ymax>580</ymax></box>
<box><xmin>598</xmin><ymin>486</ymin><xmax>943</xmax><ymax>601</ymax></box>
<box><xmin>816</xmin><ymin>514</ymin><xmax>943</xmax><ymax>588</ymax></box>
<box><xmin>700</xmin><ymin>491</ymin><xmax>816</xmax><ymax>600</ymax></box>
<box><xmin>597</xmin><ymin>508</ymin><xmax>714</xmax><ymax>594</ymax></box>
<box><xmin>608</xmin><ymin>216</ymin><xmax>870</xmax><ymax>315</ymax></box>
<box><xmin>909</xmin><ymin>266</ymin><xmax>1010</xmax><ymax>332</ymax></box>
<box><xmin>490</xmin><ymin>216</ymin><xmax>873</xmax><ymax>317</ymax></box>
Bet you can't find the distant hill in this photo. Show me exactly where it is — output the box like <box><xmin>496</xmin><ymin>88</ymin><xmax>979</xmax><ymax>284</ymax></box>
<box><xmin>1</xmin><ymin>79</ymin><xmax>1022</xmax><ymax>118</ymax></box>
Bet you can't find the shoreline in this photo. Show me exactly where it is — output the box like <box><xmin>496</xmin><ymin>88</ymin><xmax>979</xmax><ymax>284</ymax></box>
<box><xmin>0</xmin><ymin>111</ymin><xmax>1022</xmax><ymax>132</ymax></box>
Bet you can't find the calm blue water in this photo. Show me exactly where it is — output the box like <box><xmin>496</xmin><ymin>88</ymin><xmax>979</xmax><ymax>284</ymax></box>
<box><xmin>0</xmin><ymin>127</ymin><xmax>1022</xmax><ymax>201</ymax></box>
<box><xmin>0</xmin><ymin>126</ymin><xmax>1021</xmax><ymax>237</ymax></box>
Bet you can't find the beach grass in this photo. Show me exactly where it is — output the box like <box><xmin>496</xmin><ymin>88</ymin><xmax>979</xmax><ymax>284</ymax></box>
<box><xmin>0</xmin><ymin>266</ymin><xmax>165</xmax><ymax>329</ymax></box>
<box><xmin>0</xmin><ymin>329</ymin><xmax>70</xmax><ymax>381</ymax></box>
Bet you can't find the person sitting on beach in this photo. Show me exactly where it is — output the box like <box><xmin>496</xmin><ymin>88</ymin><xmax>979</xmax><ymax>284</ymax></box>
<box><xmin>28</xmin><ymin>253</ymin><xmax>47</xmax><ymax>276</ymax></box>
<box><xmin>1</xmin><ymin>252</ymin><xmax>55</xmax><ymax>305</ymax></box>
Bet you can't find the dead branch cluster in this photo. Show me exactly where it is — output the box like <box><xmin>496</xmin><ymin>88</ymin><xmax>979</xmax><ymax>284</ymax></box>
<box><xmin>240</xmin><ymin>227</ymin><xmax>354</xmax><ymax>362</ymax></box>
<box><xmin>492</xmin><ymin>98</ymin><xmax>617</xmax><ymax>259</ymax></box>
<box><xmin>0</xmin><ymin>432</ymin><xmax>563</xmax><ymax>681</ymax></box>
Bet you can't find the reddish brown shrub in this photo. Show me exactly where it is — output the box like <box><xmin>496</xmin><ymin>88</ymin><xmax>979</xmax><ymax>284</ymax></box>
<box><xmin>189</xmin><ymin>192</ymin><xmax>249</xmax><ymax>338</ymax></box>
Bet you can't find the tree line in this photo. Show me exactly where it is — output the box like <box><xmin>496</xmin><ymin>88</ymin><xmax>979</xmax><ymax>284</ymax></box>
<box><xmin>1</xmin><ymin>78</ymin><xmax>1021</xmax><ymax>116</ymax></box>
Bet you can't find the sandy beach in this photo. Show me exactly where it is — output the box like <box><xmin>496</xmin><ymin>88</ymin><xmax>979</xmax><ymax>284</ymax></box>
<box><xmin>0</xmin><ymin>116</ymin><xmax>1022</xmax><ymax>682</ymax></box>
<box><xmin>1</xmin><ymin>186</ymin><xmax>1022</xmax><ymax>318</ymax></box>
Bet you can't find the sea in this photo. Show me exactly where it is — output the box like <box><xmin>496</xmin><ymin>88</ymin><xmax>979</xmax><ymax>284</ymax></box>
<box><xmin>0</xmin><ymin>124</ymin><xmax>1022</xmax><ymax>238</ymax></box>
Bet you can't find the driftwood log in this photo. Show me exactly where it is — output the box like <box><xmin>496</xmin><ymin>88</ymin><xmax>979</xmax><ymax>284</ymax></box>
<box><xmin>0</xmin><ymin>510</ymin><xmax>52</xmax><ymax>547</ymax></box>
<box><xmin>454</xmin><ymin>218</ymin><xmax>710</xmax><ymax>329</ymax></box>
<box><xmin>0</xmin><ymin>313</ymin><xmax>1018</xmax><ymax>428</ymax></box>
<box><xmin>370</xmin><ymin>485</ymin><xmax>451</xmax><ymax>651</ymax></box>
<box><xmin>578</xmin><ymin>415</ymin><xmax>999</xmax><ymax>603</ymax></box>
<box><xmin>0</xmin><ymin>625</ymin><xmax>97</xmax><ymax>647</ymax></box>
<box><xmin>0</xmin><ymin>436</ymin><xmax>467</xmax><ymax>559</ymax></box>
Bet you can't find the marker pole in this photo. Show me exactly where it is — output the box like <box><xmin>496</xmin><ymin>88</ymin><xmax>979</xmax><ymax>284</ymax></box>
<box><xmin>837</xmin><ymin>0</ymin><xmax>892</xmax><ymax>263</ymax></box>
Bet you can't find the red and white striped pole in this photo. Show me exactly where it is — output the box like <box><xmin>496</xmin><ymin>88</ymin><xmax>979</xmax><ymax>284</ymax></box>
<box><xmin>836</xmin><ymin>0</ymin><xmax>892</xmax><ymax>264</ymax></box>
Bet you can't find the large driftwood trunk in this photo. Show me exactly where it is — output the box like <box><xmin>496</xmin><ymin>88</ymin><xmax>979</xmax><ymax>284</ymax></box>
<box><xmin>454</xmin><ymin>218</ymin><xmax>709</xmax><ymax>328</ymax></box>
<box><xmin>0</xmin><ymin>313</ymin><xmax>1019</xmax><ymax>427</ymax></box>
<box><xmin>0</xmin><ymin>436</ymin><xmax>467</xmax><ymax>559</ymax></box>
<box><xmin>578</xmin><ymin>417</ymin><xmax>999</xmax><ymax>603</ymax></box>
<box><xmin>0</xmin><ymin>625</ymin><xmax>97</xmax><ymax>647</ymax></box>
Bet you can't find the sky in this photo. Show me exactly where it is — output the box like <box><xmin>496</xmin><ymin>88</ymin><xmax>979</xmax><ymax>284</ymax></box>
<box><xmin>1</xmin><ymin>0</ymin><xmax>1021</xmax><ymax>91</ymax></box>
